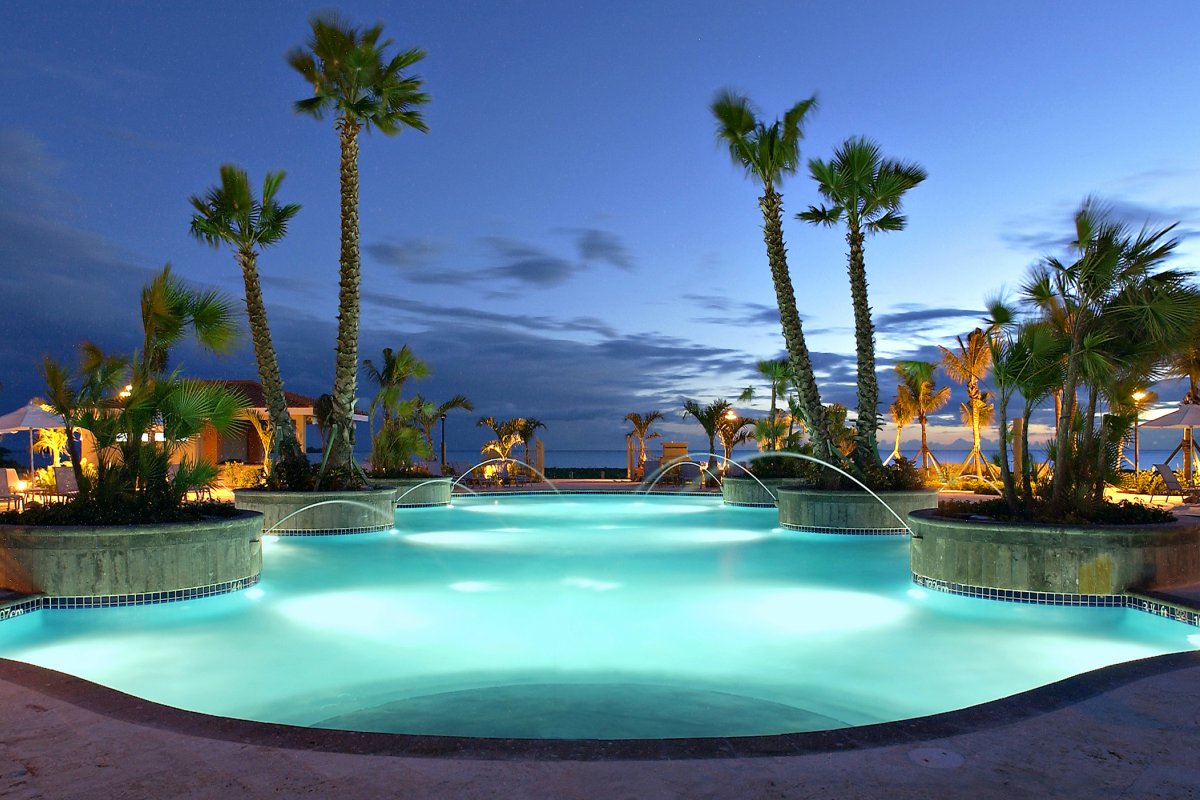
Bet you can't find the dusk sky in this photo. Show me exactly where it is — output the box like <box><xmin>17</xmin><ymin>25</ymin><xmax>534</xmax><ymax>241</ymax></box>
<box><xmin>3</xmin><ymin>1</ymin><xmax>1200</xmax><ymax>458</ymax></box>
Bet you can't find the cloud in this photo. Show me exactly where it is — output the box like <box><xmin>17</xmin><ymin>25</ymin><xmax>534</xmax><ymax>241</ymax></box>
<box><xmin>571</xmin><ymin>228</ymin><xmax>634</xmax><ymax>270</ymax></box>
<box><xmin>366</xmin><ymin>229</ymin><xmax>638</xmax><ymax>291</ymax></box>
<box><xmin>874</xmin><ymin>305</ymin><xmax>986</xmax><ymax>335</ymax></box>
<box><xmin>683</xmin><ymin>293</ymin><xmax>786</xmax><ymax>327</ymax></box>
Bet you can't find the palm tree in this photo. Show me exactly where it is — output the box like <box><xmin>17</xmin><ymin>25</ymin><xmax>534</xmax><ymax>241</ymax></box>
<box><xmin>748</xmin><ymin>359</ymin><xmax>791</xmax><ymax>451</ymax></box>
<box><xmin>189</xmin><ymin>165</ymin><xmax>308</xmax><ymax>487</ymax></box>
<box><xmin>362</xmin><ymin>345</ymin><xmax>429</xmax><ymax>441</ymax></box>
<box><xmin>716</xmin><ymin>413</ymin><xmax>755</xmax><ymax>471</ymax></box>
<box><xmin>412</xmin><ymin>393</ymin><xmax>474</xmax><ymax>458</ymax></box>
<box><xmin>939</xmin><ymin>328</ymin><xmax>993</xmax><ymax>477</ymax></box>
<box><xmin>894</xmin><ymin>361</ymin><xmax>950</xmax><ymax>472</ymax></box>
<box><xmin>711</xmin><ymin>90</ymin><xmax>838</xmax><ymax>467</ymax></box>
<box><xmin>289</xmin><ymin>14</ymin><xmax>429</xmax><ymax>481</ymax></box>
<box><xmin>138</xmin><ymin>264</ymin><xmax>238</xmax><ymax>382</ymax></box>
<box><xmin>682</xmin><ymin>398</ymin><xmax>732</xmax><ymax>474</ymax></box>
<box><xmin>1023</xmin><ymin>199</ymin><xmax>1199</xmax><ymax>512</ymax></box>
<box><xmin>476</xmin><ymin>416</ymin><xmax>524</xmax><ymax>482</ymax></box>
<box><xmin>516</xmin><ymin>417</ymin><xmax>546</xmax><ymax>471</ymax></box>
<box><xmin>798</xmin><ymin>138</ymin><xmax>926</xmax><ymax>470</ymax></box>
<box><xmin>885</xmin><ymin>392</ymin><xmax>916</xmax><ymax>466</ymax></box>
<box><xmin>625</xmin><ymin>411</ymin><xmax>664</xmax><ymax>478</ymax></box>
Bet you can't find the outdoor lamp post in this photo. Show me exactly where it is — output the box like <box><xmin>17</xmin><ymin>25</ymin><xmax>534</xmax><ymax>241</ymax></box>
<box><xmin>440</xmin><ymin>413</ymin><xmax>447</xmax><ymax>471</ymax></box>
<box><xmin>1133</xmin><ymin>390</ymin><xmax>1146</xmax><ymax>473</ymax></box>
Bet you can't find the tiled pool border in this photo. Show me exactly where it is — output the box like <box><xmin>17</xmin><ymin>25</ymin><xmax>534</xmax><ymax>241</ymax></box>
<box><xmin>781</xmin><ymin>522</ymin><xmax>909</xmax><ymax>536</ymax></box>
<box><xmin>912</xmin><ymin>573</ymin><xmax>1200</xmax><ymax>627</ymax></box>
<box><xmin>0</xmin><ymin>574</ymin><xmax>260</xmax><ymax>622</ymax></box>
<box><xmin>269</xmin><ymin>523</ymin><xmax>393</xmax><ymax>536</ymax></box>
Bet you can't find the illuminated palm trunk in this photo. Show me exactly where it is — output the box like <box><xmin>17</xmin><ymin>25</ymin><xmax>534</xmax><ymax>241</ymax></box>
<box><xmin>846</xmin><ymin>224</ymin><xmax>882</xmax><ymax>468</ymax></box>
<box><xmin>236</xmin><ymin>251</ymin><xmax>307</xmax><ymax>478</ymax></box>
<box><xmin>326</xmin><ymin>117</ymin><xmax>363</xmax><ymax>478</ymax></box>
<box><xmin>759</xmin><ymin>187</ymin><xmax>836</xmax><ymax>466</ymax></box>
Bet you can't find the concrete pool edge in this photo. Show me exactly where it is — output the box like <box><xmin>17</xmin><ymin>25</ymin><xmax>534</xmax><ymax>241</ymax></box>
<box><xmin>2</xmin><ymin>650</ymin><xmax>1198</xmax><ymax>762</ymax></box>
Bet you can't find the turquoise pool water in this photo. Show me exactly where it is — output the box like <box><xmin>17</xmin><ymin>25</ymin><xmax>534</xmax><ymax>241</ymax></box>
<box><xmin>0</xmin><ymin>495</ymin><xmax>1196</xmax><ymax>739</ymax></box>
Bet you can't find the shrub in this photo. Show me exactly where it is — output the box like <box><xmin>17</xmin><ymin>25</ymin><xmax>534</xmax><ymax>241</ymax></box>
<box><xmin>219</xmin><ymin>461</ymin><xmax>266</xmax><ymax>489</ymax></box>
<box><xmin>937</xmin><ymin>497</ymin><xmax>1173</xmax><ymax>525</ymax></box>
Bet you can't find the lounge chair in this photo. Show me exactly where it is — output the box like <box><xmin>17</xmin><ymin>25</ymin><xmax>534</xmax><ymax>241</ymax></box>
<box><xmin>0</xmin><ymin>468</ymin><xmax>24</xmax><ymax>511</ymax></box>
<box><xmin>1150</xmin><ymin>463</ymin><xmax>1187</xmax><ymax>504</ymax></box>
<box><xmin>52</xmin><ymin>466</ymin><xmax>79</xmax><ymax>502</ymax></box>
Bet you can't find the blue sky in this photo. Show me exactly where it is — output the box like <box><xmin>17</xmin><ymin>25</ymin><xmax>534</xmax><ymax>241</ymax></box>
<box><xmin>3</xmin><ymin>1</ymin><xmax>1199</xmax><ymax>457</ymax></box>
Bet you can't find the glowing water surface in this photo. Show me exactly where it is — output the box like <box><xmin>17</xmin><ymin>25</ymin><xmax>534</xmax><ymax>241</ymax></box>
<box><xmin>0</xmin><ymin>495</ymin><xmax>1195</xmax><ymax>739</ymax></box>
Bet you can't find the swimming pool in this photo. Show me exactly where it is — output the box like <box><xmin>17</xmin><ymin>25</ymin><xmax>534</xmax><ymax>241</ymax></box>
<box><xmin>0</xmin><ymin>495</ymin><xmax>1195</xmax><ymax>739</ymax></box>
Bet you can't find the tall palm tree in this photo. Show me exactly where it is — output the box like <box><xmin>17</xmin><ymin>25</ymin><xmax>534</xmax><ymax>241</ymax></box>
<box><xmin>625</xmin><ymin>411</ymin><xmax>665</xmax><ymax>478</ymax></box>
<box><xmin>189</xmin><ymin>165</ymin><xmax>308</xmax><ymax>487</ymax></box>
<box><xmin>798</xmin><ymin>138</ymin><xmax>926</xmax><ymax>469</ymax></box>
<box><xmin>711</xmin><ymin>90</ymin><xmax>838</xmax><ymax>467</ymax></box>
<box><xmin>751</xmin><ymin>358</ymin><xmax>791</xmax><ymax>450</ymax></box>
<box><xmin>894</xmin><ymin>361</ymin><xmax>951</xmax><ymax>472</ymax></box>
<box><xmin>939</xmin><ymin>328</ymin><xmax>993</xmax><ymax>477</ymax></box>
<box><xmin>682</xmin><ymin>397</ymin><xmax>732</xmax><ymax>474</ymax></box>
<box><xmin>289</xmin><ymin>14</ymin><xmax>429</xmax><ymax>481</ymax></box>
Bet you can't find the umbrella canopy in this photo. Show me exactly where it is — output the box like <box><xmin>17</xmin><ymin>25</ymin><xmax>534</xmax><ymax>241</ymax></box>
<box><xmin>0</xmin><ymin>402</ymin><xmax>66</xmax><ymax>433</ymax></box>
<box><xmin>1141</xmin><ymin>404</ymin><xmax>1200</xmax><ymax>428</ymax></box>
<box><xmin>0</xmin><ymin>401</ymin><xmax>67</xmax><ymax>478</ymax></box>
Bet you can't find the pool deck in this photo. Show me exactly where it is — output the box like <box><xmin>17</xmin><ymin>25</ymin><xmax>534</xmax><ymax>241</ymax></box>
<box><xmin>3</xmin><ymin>481</ymin><xmax>1199</xmax><ymax>798</ymax></box>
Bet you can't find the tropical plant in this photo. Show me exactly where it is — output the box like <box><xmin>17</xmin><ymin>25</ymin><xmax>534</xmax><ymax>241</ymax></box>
<box><xmin>476</xmin><ymin>416</ymin><xmax>525</xmax><ymax>481</ymax></box>
<box><xmin>682</xmin><ymin>397</ymin><xmax>732</xmax><ymax>474</ymax></box>
<box><xmin>624</xmin><ymin>411</ymin><xmax>665</xmax><ymax>478</ymax></box>
<box><xmin>34</xmin><ymin>269</ymin><xmax>248</xmax><ymax>522</ymax></box>
<box><xmin>939</xmin><ymin>328</ymin><xmax>994</xmax><ymax>477</ymax></box>
<box><xmin>885</xmin><ymin>391</ymin><xmax>916</xmax><ymax>465</ymax></box>
<box><xmin>516</xmin><ymin>417</ymin><xmax>546</xmax><ymax>471</ymax></box>
<box><xmin>741</xmin><ymin>358</ymin><xmax>792</xmax><ymax>451</ymax></box>
<box><xmin>189</xmin><ymin>164</ymin><xmax>310</xmax><ymax>489</ymax></box>
<box><xmin>289</xmin><ymin>14</ymin><xmax>429</xmax><ymax>484</ymax></box>
<box><xmin>1022</xmin><ymin>199</ymin><xmax>1200</xmax><ymax>516</ymax></box>
<box><xmin>798</xmin><ymin>137</ymin><xmax>926</xmax><ymax>469</ymax></box>
<box><xmin>716</xmin><ymin>412</ymin><xmax>755</xmax><ymax>470</ymax></box>
<box><xmin>412</xmin><ymin>393</ymin><xmax>474</xmax><ymax>462</ymax></box>
<box><xmin>34</xmin><ymin>428</ymin><xmax>70</xmax><ymax>468</ymax></box>
<box><xmin>711</xmin><ymin>90</ymin><xmax>838</xmax><ymax>470</ymax></box>
<box><xmin>894</xmin><ymin>361</ymin><xmax>951</xmax><ymax>472</ymax></box>
<box><xmin>363</xmin><ymin>345</ymin><xmax>429</xmax><ymax>441</ymax></box>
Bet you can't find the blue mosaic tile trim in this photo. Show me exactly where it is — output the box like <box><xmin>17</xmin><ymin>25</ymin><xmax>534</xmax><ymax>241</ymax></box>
<box><xmin>447</xmin><ymin>490</ymin><xmax>717</xmax><ymax>499</ymax></box>
<box><xmin>782</xmin><ymin>522</ymin><xmax>910</xmax><ymax>536</ymax></box>
<box><xmin>0</xmin><ymin>575</ymin><xmax>261</xmax><ymax>623</ymax></box>
<box><xmin>912</xmin><ymin>574</ymin><xmax>1200</xmax><ymax>627</ymax></box>
<box><xmin>43</xmin><ymin>574</ymin><xmax>261</xmax><ymax>609</ymax></box>
<box><xmin>724</xmin><ymin>501</ymin><xmax>778</xmax><ymax>508</ymax></box>
<box><xmin>395</xmin><ymin>501</ymin><xmax>452</xmax><ymax>509</ymax></box>
<box><xmin>0</xmin><ymin>596</ymin><xmax>44</xmax><ymax>622</ymax></box>
<box><xmin>270</xmin><ymin>523</ymin><xmax>393</xmax><ymax>536</ymax></box>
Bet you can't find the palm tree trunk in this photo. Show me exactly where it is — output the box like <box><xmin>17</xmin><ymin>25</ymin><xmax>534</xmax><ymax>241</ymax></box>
<box><xmin>759</xmin><ymin>187</ymin><xmax>835</xmax><ymax>468</ymax></box>
<box><xmin>846</xmin><ymin>224</ymin><xmax>881</xmax><ymax>469</ymax></box>
<box><xmin>325</xmin><ymin>116</ymin><xmax>364</xmax><ymax>482</ymax></box>
<box><xmin>236</xmin><ymin>252</ymin><xmax>307</xmax><ymax>483</ymax></box>
<box><xmin>1051</xmin><ymin>325</ymin><xmax>1086</xmax><ymax>511</ymax></box>
<box><xmin>996</xmin><ymin>394</ymin><xmax>1019</xmax><ymax>514</ymax></box>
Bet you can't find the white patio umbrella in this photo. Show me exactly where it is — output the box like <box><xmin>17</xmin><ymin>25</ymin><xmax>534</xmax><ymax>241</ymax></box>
<box><xmin>0</xmin><ymin>401</ymin><xmax>67</xmax><ymax>477</ymax></box>
<box><xmin>1140</xmin><ymin>403</ymin><xmax>1200</xmax><ymax>482</ymax></box>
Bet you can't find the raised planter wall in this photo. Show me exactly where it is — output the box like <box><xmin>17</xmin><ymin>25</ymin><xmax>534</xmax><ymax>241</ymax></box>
<box><xmin>908</xmin><ymin>508</ymin><xmax>1200</xmax><ymax>595</ymax></box>
<box><xmin>234</xmin><ymin>487</ymin><xmax>396</xmax><ymax>535</ymax></box>
<box><xmin>776</xmin><ymin>487</ymin><xmax>938</xmax><ymax>534</ymax></box>
<box><xmin>721</xmin><ymin>477</ymin><xmax>790</xmax><ymax>507</ymax></box>
<box><xmin>0</xmin><ymin>511</ymin><xmax>262</xmax><ymax>599</ymax></box>
<box><xmin>369</xmin><ymin>478</ymin><xmax>453</xmax><ymax>507</ymax></box>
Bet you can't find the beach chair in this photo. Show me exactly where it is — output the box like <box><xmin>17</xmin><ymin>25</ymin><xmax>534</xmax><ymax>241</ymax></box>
<box><xmin>1150</xmin><ymin>463</ymin><xmax>1186</xmax><ymax>504</ymax></box>
<box><xmin>0</xmin><ymin>468</ymin><xmax>24</xmax><ymax>511</ymax></box>
<box><xmin>52</xmin><ymin>466</ymin><xmax>79</xmax><ymax>502</ymax></box>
